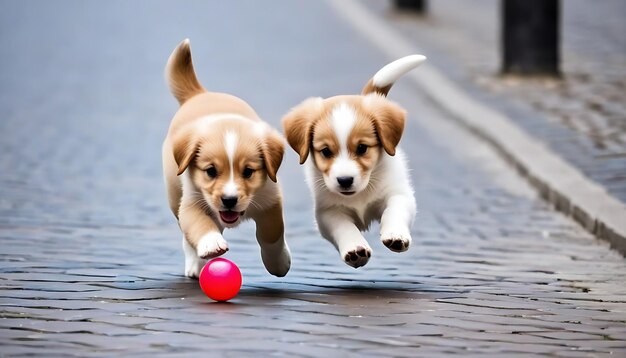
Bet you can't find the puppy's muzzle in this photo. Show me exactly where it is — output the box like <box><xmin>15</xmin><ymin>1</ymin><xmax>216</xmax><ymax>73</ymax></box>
<box><xmin>219</xmin><ymin>196</ymin><xmax>242</xmax><ymax>225</ymax></box>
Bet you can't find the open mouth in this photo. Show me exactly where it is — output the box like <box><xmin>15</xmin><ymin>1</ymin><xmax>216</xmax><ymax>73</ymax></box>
<box><xmin>219</xmin><ymin>210</ymin><xmax>241</xmax><ymax>224</ymax></box>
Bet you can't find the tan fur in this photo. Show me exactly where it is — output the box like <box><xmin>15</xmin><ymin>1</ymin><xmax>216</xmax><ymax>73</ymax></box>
<box><xmin>281</xmin><ymin>97</ymin><xmax>326</xmax><ymax>164</ymax></box>
<box><xmin>254</xmin><ymin>202</ymin><xmax>284</xmax><ymax>245</ymax></box>
<box><xmin>178</xmin><ymin>196</ymin><xmax>221</xmax><ymax>248</ymax></box>
<box><xmin>163</xmin><ymin>39</ymin><xmax>289</xmax><ymax>277</ymax></box>
<box><xmin>310</xmin><ymin>118</ymin><xmax>339</xmax><ymax>176</ymax></box>
<box><xmin>260</xmin><ymin>130</ymin><xmax>285</xmax><ymax>182</ymax></box>
<box><xmin>361</xmin><ymin>95</ymin><xmax>406</xmax><ymax>156</ymax></box>
<box><xmin>164</xmin><ymin>91</ymin><xmax>279</xmax><ymax>219</ymax></box>
<box><xmin>165</xmin><ymin>39</ymin><xmax>206</xmax><ymax>105</ymax></box>
<box><xmin>361</xmin><ymin>78</ymin><xmax>392</xmax><ymax>97</ymax></box>
<box><xmin>346</xmin><ymin>115</ymin><xmax>382</xmax><ymax>173</ymax></box>
<box><xmin>283</xmin><ymin>94</ymin><xmax>406</xmax><ymax>169</ymax></box>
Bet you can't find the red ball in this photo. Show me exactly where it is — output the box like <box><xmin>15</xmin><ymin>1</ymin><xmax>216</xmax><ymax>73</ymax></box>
<box><xmin>199</xmin><ymin>258</ymin><xmax>242</xmax><ymax>302</ymax></box>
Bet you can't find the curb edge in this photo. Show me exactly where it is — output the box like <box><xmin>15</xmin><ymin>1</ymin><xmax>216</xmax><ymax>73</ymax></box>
<box><xmin>330</xmin><ymin>0</ymin><xmax>626</xmax><ymax>256</ymax></box>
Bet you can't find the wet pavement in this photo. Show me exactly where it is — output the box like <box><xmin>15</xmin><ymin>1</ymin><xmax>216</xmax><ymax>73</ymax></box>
<box><xmin>1</xmin><ymin>1</ymin><xmax>625</xmax><ymax>356</ymax></box>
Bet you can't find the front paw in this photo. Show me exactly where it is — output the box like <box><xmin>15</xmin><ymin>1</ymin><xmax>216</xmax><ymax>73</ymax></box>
<box><xmin>184</xmin><ymin>257</ymin><xmax>206</xmax><ymax>278</ymax></box>
<box><xmin>341</xmin><ymin>245</ymin><xmax>371</xmax><ymax>268</ymax></box>
<box><xmin>197</xmin><ymin>232</ymin><xmax>229</xmax><ymax>259</ymax></box>
<box><xmin>183</xmin><ymin>237</ymin><xmax>206</xmax><ymax>279</ymax></box>
<box><xmin>380</xmin><ymin>231</ymin><xmax>411</xmax><ymax>252</ymax></box>
<box><xmin>261</xmin><ymin>244</ymin><xmax>291</xmax><ymax>277</ymax></box>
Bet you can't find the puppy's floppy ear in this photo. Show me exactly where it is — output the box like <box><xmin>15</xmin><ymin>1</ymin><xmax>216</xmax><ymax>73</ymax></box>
<box><xmin>281</xmin><ymin>97</ymin><xmax>324</xmax><ymax>164</ymax></box>
<box><xmin>363</xmin><ymin>95</ymin><xmax>407</xmax><ymax>156</ymax></box>
<box><xmin>262</xmin><ymin>129</ymin><xmax>285</xmax><ymax>182</ymax></box>
<box><xmin>172</xmin><ymin>126</ymin><xmax>198</xmax><ymax>175</ymax></box>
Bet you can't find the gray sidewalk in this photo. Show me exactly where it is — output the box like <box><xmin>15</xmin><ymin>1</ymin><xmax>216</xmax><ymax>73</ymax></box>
<box><xmin>363</xmin><ymin>0</ymin><xmax>626</xmax><ymax>204</ymax></box>
<box><xmin>1</xmin><ymin>1</ymin><xmax>625</xmax><ymax>356</ymax></box>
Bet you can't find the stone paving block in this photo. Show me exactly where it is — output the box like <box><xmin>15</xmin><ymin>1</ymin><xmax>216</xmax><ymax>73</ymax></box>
<box><xmin>343</xmin><ymin>334</ymin><xmax>421</xmax><ymax>348</ymax></box>
<box><xmin>0</xmin><ymin>318</ymin><xmax>145</xmax><ymax>336</ymax></box>
<box><xmin>550</xmin><ymin>351</ymin><xmax>621</xmax><ymax>358</ymax></box>
<box><xmin>87</xmin><ymin>314</ymin><xmax>164</xmax><ymax>327</ymax></box>
<box><xmin>0</xmin><ymin>345</ymin><xmax>88</xmax><ymax>357</ymax></box>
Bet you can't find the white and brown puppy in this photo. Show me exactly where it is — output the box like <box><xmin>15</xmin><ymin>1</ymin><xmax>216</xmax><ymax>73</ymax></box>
<box><xmin>282</xmin><ymin>55</ymin><xmax>425</xmax><ymax>268</ymax></box>
<box><xmin>163</xmin><ymin>39</ymin><xmax>290</xmax><ymax>278</ymax></box>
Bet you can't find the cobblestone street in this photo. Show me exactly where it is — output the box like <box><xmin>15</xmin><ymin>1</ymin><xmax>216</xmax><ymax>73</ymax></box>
<box><xmin>1</xmin><ymin>1</ymin><xmax>625</xmax><ymax>356</ymax></box>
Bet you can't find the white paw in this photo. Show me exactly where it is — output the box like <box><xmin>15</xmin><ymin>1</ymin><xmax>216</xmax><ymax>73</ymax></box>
<box><xmin>182</xmin><ymin>237</ymin><xmax>207</xmax><ymax>278</ymax></box>
<box><xmin>196</xmin><ymin>232</ymin><xmax>229</xmax><ymax>259</ymax></box>
<box><xmin>260</xmin><ymin>240</ymin><xmax>291</xmax><ymax>277</ymax></box>
<box><xmin>380</xmin><ymin>230</ymin><xmax>411</xmax><ymax>252</ymax></box>
<box><xmin>341</xmin><ymin>244</ymin><xmax>372</xmax><ymax>268</ymax></box>
<box><xmin>184</xmin><ymin>257</ymin><xmax>206</xmax><ymax>278</ymax></box>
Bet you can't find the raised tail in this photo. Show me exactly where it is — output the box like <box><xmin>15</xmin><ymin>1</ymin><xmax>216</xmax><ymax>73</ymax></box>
<box><xmin>361</xmin><ymin>55</ymin><xmax>426</xmax><ymax>97</ymax></box>
<box><xmin>165</xmin><ymin>39</ymin><xmax>206</xmax><ymax>105</ymax></box>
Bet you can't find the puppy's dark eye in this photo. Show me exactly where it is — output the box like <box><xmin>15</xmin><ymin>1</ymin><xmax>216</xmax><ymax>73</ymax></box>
<box><xmin>356</xmin><ymin>144</ymin><xmax>368</xmax><ymax>155</ymax></box>
<box><xmin>206</xmin><ymin>167</ymin><xmax>218</xmax><ymax>178</ymax></box>
<box><xmin>242</xmin><ymin>167</ymin><xmax>255</xmax><ymax>179</ymax></box>
<box><xmin>321</xmin><ymin>147</ymin><xmax>333</xmax><ymax>158</ymax></box>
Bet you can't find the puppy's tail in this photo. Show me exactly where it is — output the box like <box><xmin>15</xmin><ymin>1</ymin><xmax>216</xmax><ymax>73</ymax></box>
<box><xmin>361</xmin><ymin>55</ymin><xmax>426</xmax><ymax>97</ymax></box>
<box><xmin>165</xmin><ymin>39</ymin><xmax>206</xmax><ymax>105</ymax></box>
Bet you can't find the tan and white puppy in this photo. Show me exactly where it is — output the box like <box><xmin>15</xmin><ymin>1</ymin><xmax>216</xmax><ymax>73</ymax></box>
<box><xmin>282</xmin><ymin>55</ymin><xmax>425</xmax><ymax>268</ymax></box>
<box><xmin>163</xmin><ymin>39</ymin><xmax>290</xmax><ymax>278</ymax></box>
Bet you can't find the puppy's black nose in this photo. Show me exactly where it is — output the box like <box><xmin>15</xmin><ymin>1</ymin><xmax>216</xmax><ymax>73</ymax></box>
<box><xmin>221</xmin><ymin>196</ymin><xmax>238</xmax><ymax>209</ymax></box>
<box><xmin>337</xmin><ymin>176</ymin><xmax>354</xmax><ymax>189</ymax></box>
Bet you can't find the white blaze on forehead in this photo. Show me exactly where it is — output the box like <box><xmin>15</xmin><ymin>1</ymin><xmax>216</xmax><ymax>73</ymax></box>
<box><xmin>224</xmin><ymin>181</ymin><xmax>238</xmax><ymax>197</ymax></box>
<box><xmin>197</xmin><ymin>113</ymin><xmax>250</xmax><ymax>127</ymax></box>
<box><xmin>329</xmin><ymin>103</ymin><xmax>360</xmax><ymax>182</ymax></box>
<box><xmin>224</xmin><ymin>131</ymin><xmax>238</xmax><ymax>162</ymax></box>
<box><xmin>253</xmin><ymin>121</ymin><xmax>266</xmax><ymax>136</ymax></box>
<box><xmin>223</xmin><ymin>131</ymin><xmax>239</xmax><ymax>197</ymax></box>
<box><xmin>330</xmin><ymin>103</ymin><xmax>357</xmax><ymax>156</ymax></box>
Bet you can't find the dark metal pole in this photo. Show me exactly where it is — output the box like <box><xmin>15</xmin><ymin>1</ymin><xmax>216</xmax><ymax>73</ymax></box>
<box><xmin>502</xmin><ymin>0</ymin><xmax>560</xmax><ymax>75</ymax></box>
<box><xmin>394</xmin><ymin>0</ymin><xmax>427</xmax><ymax>13</ymax></box>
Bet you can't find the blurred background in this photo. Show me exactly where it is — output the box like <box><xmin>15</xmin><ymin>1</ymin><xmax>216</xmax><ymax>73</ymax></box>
<box><xmin>366</xmin><ymin>0</ymin><xmax>626</xmax><ymax>202</ymax></box>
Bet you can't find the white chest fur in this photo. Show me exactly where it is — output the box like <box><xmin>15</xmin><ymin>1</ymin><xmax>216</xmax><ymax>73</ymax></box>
<box><xmin>305</xmin><ymin>148</ymin><xmax>415</xmax><ymax>230</ymax></box>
